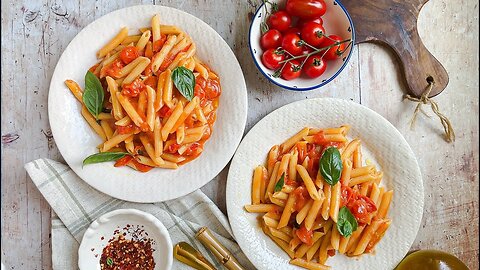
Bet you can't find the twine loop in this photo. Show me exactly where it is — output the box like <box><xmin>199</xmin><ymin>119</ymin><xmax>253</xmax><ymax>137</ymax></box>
<box><xmin>404</xmin><ymin>80</ymin><xmax>455</xmax><ymax>143</ymax></box>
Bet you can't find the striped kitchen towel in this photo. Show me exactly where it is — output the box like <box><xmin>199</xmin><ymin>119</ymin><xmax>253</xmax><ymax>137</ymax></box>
<box><xmin>25</xmin><ymin>158</ymin><xmax>254</xmax><ymax>270</ymax></box>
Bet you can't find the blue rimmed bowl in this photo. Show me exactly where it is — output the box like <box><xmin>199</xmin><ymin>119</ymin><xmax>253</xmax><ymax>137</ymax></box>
<box><xmin>249</xmin><ymin>0</ymin><xmax>355</xmax><ymax>91</ymax></box>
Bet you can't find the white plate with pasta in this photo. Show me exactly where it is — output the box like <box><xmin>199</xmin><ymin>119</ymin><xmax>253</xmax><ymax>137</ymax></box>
<box><xmin>226</xmin><ymin>98</ymin><xmax>423</xmax><ymax>270</ymax></box>
<box><xmin>48</xmin><ymin>5</ymin><xmax>247</xmax><ymax>202</ymax></box>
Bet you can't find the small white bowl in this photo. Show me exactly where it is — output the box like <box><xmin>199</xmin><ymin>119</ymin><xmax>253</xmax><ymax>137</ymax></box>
<box><xmin>249</xmin><ymin>0</ymin><xmax>355</xmax><ymax>91</ymax></box>
<box><xmin>78</xmin><ymin>209</ymin><xmax>173</xmax><ymax>270</ymax></box>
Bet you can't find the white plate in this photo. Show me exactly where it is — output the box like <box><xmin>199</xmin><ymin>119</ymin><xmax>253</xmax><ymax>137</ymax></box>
<box><xmin>78</xmin><ymin>209</ymin><xmax>172</xmax><ymax>270</ymax></box>
<box><xmin>48</xmin><ymin>5</ymin><xmax>247</xmax><ymax>202</ymax></box>
<box><xmin>226</xmin><ymin>98</ymin><xmax>424</xmax><ymax>270</ymax></box>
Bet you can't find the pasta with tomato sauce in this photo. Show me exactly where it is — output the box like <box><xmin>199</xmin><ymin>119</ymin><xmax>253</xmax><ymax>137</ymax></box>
<box><xmin>244</xmin><ymin>126</ymin><xmax>393</xmax><ymax>269</ymax></box>
<box><xmin>65</xmin><ymin>14</ymin><xmax>221</xmax><ymax>172</ymax></box>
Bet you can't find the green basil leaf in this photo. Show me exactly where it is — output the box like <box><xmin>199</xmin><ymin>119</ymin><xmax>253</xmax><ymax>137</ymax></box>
<box><xmin>171</xmin><ymin>67</ymin><xmax>195</xmax><ymax>101</ymax></box>
<box><xmin>106</xmin><ymin>257</ymin><xmax>113</xmax><ymax>266</ymax></box>
<box><xmin>83</xmin><ymin>152</ymin><xmax>129</xmax><ymax>166</ymax></box>
<box><xmin>274</xmin><ymin>173</ymin><xmax>285</xmax><ymax>193</ymax></box>
<box><xmin>83</xmin><ymin>71</ymin><xmax>104</xmax><ymax>118</ymax></box>
<box><xmin>337</xmin><ymin>206</ymin><xmax>358</xmax><ymax>237</ymax></box>
<box><xmin>320</xmin><ymin>147</ymin><xmax>343</xmax><ymax>186</ymax></box>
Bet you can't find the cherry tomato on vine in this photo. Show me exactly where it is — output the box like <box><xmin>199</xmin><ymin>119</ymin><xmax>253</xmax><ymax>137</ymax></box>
<box><xmin>267</xmin><ymin>10</ymin><xmax>292</xmax><ymax>32</ymax></box>
<box><xmin>320</xmin><ymin>35</ymin><xmax>347</xmax><ymax>60</ymax></box>
<box><xmin>297</xmin><ymin>17</ymin><xmax>323</xmax><ymax>29</ymax></box>
<box><xmin>281</xmin><ymin>33</ymin><xmax>303</xmax><ymax>56</ymax></box>
<box><xmin>260</xmin><ymin>29</ymin><xmax>283</xmax><ymax>50</ymax></box>
<box><xmin>304</xmin><ymin>55</ymin><xmax>327</xmax><ymax>78</ymax></box>
<box><xmin>283</xmin><ymin>27</ymin><xmax>301</xmax><ymax>36</ymax></box>
<box><xmin>298</xmin><ymin>46</ymin><xmax>313</xmax><ymax>62</ymax></box>
<box><xmin>286</xmin><ymin>0</ymin><xmax>327</xmax><ymax>19</ymax></box>
<box><xmin>301</xmin><ymin>22</ymin><xmax>326</xmax><ymax>47</ymax></box>
<box><xmin>281</xmin><ymin>60</ymin><xmax>302</xmax><ymax>80</ymax></box>
<box><xmin>261</xmin><ymin>48</ymin><xmax>285</xmax><ymax>70</ymax></box>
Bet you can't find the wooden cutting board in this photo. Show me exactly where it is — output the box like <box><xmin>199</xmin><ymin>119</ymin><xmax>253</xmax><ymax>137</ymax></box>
<box><xmin>341</xmin><ymin>0</ymin><xmax>449</xmax><ymax>98</ymax></box>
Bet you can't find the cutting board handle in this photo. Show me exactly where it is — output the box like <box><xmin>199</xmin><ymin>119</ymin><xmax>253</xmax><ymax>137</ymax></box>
<box><xmin>387</xmin><ymin>27</ymin><xmax>449</xmax><ymax>98</ymax></box>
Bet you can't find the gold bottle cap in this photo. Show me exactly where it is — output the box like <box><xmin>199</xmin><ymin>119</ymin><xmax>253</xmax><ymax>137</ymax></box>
<box><xmin>196</xmin><ymin>227</ymin><xmax>246</xmax><ymax>270</ymax></box>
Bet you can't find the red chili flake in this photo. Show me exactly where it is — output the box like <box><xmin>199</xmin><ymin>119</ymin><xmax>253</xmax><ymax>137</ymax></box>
<box><xmin>100</xmin><ymin>224</ymin><xmax>156</xmax><ymax>270</ymax></box>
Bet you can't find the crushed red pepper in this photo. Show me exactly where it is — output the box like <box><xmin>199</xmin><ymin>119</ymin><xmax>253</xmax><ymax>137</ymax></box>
<box><xmin>99</xmin><ymin>224</ymin><xmax>156</xmax><ymax>270</ymax></box>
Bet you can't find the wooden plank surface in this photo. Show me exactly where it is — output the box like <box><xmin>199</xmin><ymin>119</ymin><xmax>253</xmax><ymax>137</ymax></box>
<box><xmin>1</xmin><ymin>0</ymin><xmax>478</xmax><ymax>269</ymax></box>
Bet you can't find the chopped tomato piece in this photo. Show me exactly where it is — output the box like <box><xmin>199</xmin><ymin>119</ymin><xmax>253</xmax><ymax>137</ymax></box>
<box><xmin>158</xmin><ymin>105</ymin><xmax>172</xmax><ymax>118</ymax></box>
<box><xmin>167</xmin><ymin>143</ymin><xmax>181</xmax><ymax>153</ymax></box>
<box><xmin>105</xmin><ymin>59</ymin><xmax>124</xmax><ymax>78</ymax></box>
<box><xmin>114</xmin><ymin>155</ymin><xmax>133</xmax><ymax>167</ymax></box>
<box><xmin>143</xmin><ymin>75</ymin><xmax>157</xmax><ymax>88</ymax></box>
<box><xmin>122</xmin><ymin>78</ymin><xmax>146</xmax><ymax>97</ymax></box>
<box><xmin>313</xmin><ymin>130</ymin><xmax>327</xmax><ymax>145</ymax></box>
<box><xmin>295</xmin><ymin>224</ymin><xmax>314</xmax><ymax>246</ymax></box>
<box><xmin>89</xmin><ymin>63</ymin><xmax>99</xmax><ymax>73</ymax></box>
<box><xmin>349</xmin><ymin>195</ymin><xmax>377</xmax><ymax>225</ymax></box>
<box><xmin>204</xmin><ymin>79</ymin><xmax>221</xmax><ymax>99</ymax></box>
<box><xmin>152</xmin><ymin>35</ymin><xmax>167</xmax><ymax>52</ymax></box>
<box><xmin>340</xmin><ymin>186</ymin><xmax>355</xmax><ymax>207</ymax></box>
<box><xmin>131</xmin><ymin>159</ymin><xmax>153</xmax><ymax>172</ymax></box>
<box><xmin>116</xmin><ymin>124</ymin><xmax>139</xmax><ymax>135</ymax></box>
<box><xmin>327</xmin><ymin>249</ymin><xmax>336</xmax><ymax>257</ymax></box>
<box><xmin>196</xmin><ymin>77</ymin><xmax>207</xmax><ymax>89</ymax></box>
<box><xmin>293</xmin><ymin>186</ymin><xmax>309</xmax><ymax>211</ymax></box>
<box><xmin>183</xmin><ymin>143</ymin><xmax>200</xmax><ymax>156</ymax></box>
<box><xmin>119</xmin><ymin>46</ymin><xmax>139</xmax><ymax>64</ymax></box>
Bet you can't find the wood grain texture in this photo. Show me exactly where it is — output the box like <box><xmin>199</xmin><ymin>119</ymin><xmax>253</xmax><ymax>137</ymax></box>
<box><xmin>342</xmin><ymin>0</ymin><xmax>449</xmax><ymax>98</ymax></box>
<box><xmin>1</xmin><ymin>0</ymin><xmax>478</xmax><ymax>269</ymax></box>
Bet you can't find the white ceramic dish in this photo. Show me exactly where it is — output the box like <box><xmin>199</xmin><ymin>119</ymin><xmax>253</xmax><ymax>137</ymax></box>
<box><xmin>48</xmin><ymin>5</ymin><xmax>247</xmax><ymax>202</ymax></box>
<box><xmin>78</xmin><ymin>209</ymin><xmax>172</xmax><ymax>270</ymax></box>
<box><xmin>226</xmin><ymin>98</ymin><xmax>424</xmax><ymax>270</ymax></box>
<box><xmin>249</xmin><ymin>0</ymin><xmax>355</xmax><ymax>91</ymax></box>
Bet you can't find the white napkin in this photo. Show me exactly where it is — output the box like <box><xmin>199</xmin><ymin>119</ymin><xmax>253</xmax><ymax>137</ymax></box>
<box><xmin>25</xmin><ymin>158</ymin><xmax>254</xmax><ymax>270</ymax></box>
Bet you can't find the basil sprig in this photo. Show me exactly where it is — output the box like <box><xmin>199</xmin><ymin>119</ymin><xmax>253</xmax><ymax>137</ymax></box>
<box><xmin>274</xmin><ymin>173</ymin><xmax>285</xmax><ymax>192</ymax></box>
<box><xmin>82</xmin><ymin>71</ymin><xmax>104</xmax><ymax>119</ymax></box>
<box><xmin>320</xmin><ymin>147</ymin><xmax>343</xmax><ymax>186</ymax></box>
<box><xmin>171</xmin><ymin>66</ymin><xmax>195</xmax><ymax>101</ymax></box>
<box><xmin>83</xmin><ymin>152</ymin><xmax>129</xmax><ymax>166</ymax></box>
<box><xmin>337</xmin><ymin>206</ymin><xmax>358</xmax><ymax>237</ymax></box>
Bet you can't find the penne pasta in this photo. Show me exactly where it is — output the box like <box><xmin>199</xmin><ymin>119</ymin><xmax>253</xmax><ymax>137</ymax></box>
<box><xmin>65</xmin><ymin>80</ymin><xmax>83</xmax><ymax>102</ymax></box>
<box><xmin>97</xmin><ymin>27</ymin><xmax>128</xmax><ymax>58</ymax></box>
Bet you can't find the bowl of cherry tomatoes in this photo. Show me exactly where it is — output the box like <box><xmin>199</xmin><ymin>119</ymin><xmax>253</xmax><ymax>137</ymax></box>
<box><xmin>249</xmin><ymin>0</ymin><xmax>355</xmax><ymax>91</ymax></box>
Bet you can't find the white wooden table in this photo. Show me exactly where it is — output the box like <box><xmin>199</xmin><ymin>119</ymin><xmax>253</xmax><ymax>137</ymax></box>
<box><xmin>1</xmin><ymin>0</ymin><xmax>478</xmax><ymax>269</ymax></box>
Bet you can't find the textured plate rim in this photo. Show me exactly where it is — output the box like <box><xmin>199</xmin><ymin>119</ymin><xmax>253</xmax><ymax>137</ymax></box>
<box><xmin>226</xmin><ymin>98</ymin><xmax>424</xmax><ymax>269</ymax></box>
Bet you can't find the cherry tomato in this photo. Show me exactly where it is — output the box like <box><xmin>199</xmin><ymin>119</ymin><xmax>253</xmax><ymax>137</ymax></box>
<box><xmin>283</xmin><ymin>27</ymin><xmax>301</xmax><ymax>36</ymax></box>
<box><xmin>320</xmin><ymin>35</ymin><xmax>347</xmax><ymax>60</ymax></box>
<box><xmin>119</xmin><ymin>46</ymin><xmax>139</xmax><ymax>64</ymax></box>
<box><xmin>286</xmin><ymin>0</ymin><xmax>327</xmax><ymax>19</ymax></box>
<box><xmin>267</xmin><ymin>10</ymin><xmax>292</xmax><ymax>32</ymax></box>
<box><xmin>293</xmin><ymin>186</ymin><xmax>309</xmax><ymax>211</ymax></box>
<box><xmin>114</xmin><ymin>155</ymin><xmax>133</xmax><ymax>167</ymax></box>
<box><xmin>297</xmin><ymin>17</ymin><xmax>324</xmax><ymax>29</ymax></box>
<box><xmin>295</xmin><ymin>224</ymin><xmax>314</xmax><ymax>246</ymax></box>
<box><xmin>205</xmin><ymin>79</ymin><xmax>221</xmax><ymax>99</ymax></box>
<box><xmin>261</xmin><ymin>48</ymin><xmax>285</xmax><ymax>70</ymax></box>
<box><xmin>301</xmin><ymin>22</ymin><xmax>326</xmax><ymax>47</ymax></box>
<box><xmin>260</xmin><ymin>29</ymin><xmax>283</xmax><ymax>50</ymax></box>
<box><xmin>298</xmin><ymin>45</ymin><xmax>313</xmax><ymax>62</ymax></box>
<box><xmin>281</xmin><ymin>60</ymin><xmax>302</xmax><ymax>80</ymax></box>
<box><xmin>281</xmin><ymin>33</ymin><xmax>303</xmax><ymax>56</ymax></box>
<box><xmin>349</xmin><ymin>196</ymin><xmax>377</xmax><ymax>225</ymax></box>
<box><xmin>303</xmin><ymin>55</ymin><xmax>327</xmax><ymax>78</ymax></box>
<box><xmin>122</xmin><ymin>78</ymin><xmax>146</xmax><ymax>97</ymax></box>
